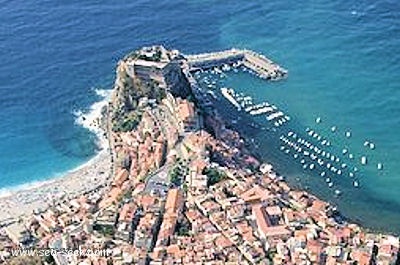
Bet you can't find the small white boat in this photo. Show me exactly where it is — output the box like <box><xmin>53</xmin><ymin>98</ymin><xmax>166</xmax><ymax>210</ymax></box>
<box><xmin>321</xmin><ymin>172</ymin><xmax>326</xmax><ymax>177</ymax></box>
<box><xmin>353</xmin><ymin>181</ymin><xmax>359</xmax><ymax>187</ymax></box>
<box><xmin>361</xmin><ymin>156</ymin><xmax>367</xmax><ymax>165</ymax></box>
<box><xmin>377</xmin><ymin>163</ymin><xmax>383</xmax><ymax>170</ymax></box>
<box><xmin>316</xmin><ymin>117</ymin><xmax>321</xmax><ymax>123</ymax></box>
<box><xmin>335</xmin><ymin>189</ymin><xmax>341</xmax><ymax>195</ymax></box>
<box><xmin>369</xmin><ymin>143</ymin><xmax>375</xmax><ymax>150</ymax></box>
<box><xmin>342</xmin><ymin>149</ymin><xmax>348</xmax><ymax>155</ymax></box>
<box><xmin>326</xmin><ymin>177</ymin><xmax>331</xmax><ymax>183</ymax></box>
<box><xmin>329</xmin><ymin>182</ymin><xmax>334</xmax><ymax>188</ymax></box>
<box><xmin>346</xmin><ymin>131</ymin><xmax>351</xmax><ymax>138</ymax></box>
<box><xmin>349</xmin><ymin>153</ymin><xmax>354</xmax><ymax>159</ymax></box>
<box><xmin>331</xmin><ymin>126</ymin><xmax>337</xmax><ymax>132</ymax></box>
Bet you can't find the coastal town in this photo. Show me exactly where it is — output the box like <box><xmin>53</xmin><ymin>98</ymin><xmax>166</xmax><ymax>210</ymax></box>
<box><xmin>0</xmin><ymin>46</ymin><xmax>399</xmax><ymax>265</ymax></box>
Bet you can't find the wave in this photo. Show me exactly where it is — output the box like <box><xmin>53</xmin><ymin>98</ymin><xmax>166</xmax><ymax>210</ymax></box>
<box><xmin>73</xmin><ymin>88</ymin><xmax>113</xmax><ymax>149</ymax></box>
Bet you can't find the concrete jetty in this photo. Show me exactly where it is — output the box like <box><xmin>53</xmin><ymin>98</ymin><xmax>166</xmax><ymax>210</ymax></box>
<box><xmin>184</xmin><ymin>48</ymin><xmax>288</xmax><ymax>80</ymax></box>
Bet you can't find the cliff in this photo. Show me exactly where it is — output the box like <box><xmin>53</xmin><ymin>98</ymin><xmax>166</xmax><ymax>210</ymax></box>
<box><xmin>110</xmin><ymin>46</ymin><xmax>191</xmax><ymax>132</ymax></box>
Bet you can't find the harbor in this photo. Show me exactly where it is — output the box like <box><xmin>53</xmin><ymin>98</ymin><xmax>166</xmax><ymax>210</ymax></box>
<box><xmin>184</xmin><ymin>51</ymin><xmax>385</xmax><ymax>199</ymax></box>
<box><xmin>184</xmin><ymin>48</ymin><xmax>288</xmax><ymax>80</ymax></box>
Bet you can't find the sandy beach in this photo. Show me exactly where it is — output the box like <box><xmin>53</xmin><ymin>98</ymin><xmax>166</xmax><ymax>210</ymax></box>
<box><xmin>0</xmin><ymin>150</ymin><xmax>112</xmax><ymax>224</ymax></box>
<box><xmin>0</xmin><ymin>91</ymin><xmax>113</xmax><ymax>225</ymax></box>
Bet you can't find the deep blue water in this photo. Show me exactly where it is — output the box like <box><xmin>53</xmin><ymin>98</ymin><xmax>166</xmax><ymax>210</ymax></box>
<box><xmin>1</xmin><ymin>0</ymin><xmax>399</xmax><ymax>233</ymax></box>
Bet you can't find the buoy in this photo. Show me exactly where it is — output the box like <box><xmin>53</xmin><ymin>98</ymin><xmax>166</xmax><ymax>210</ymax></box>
<box><xmin>361</xmin><ymin>156</ymin><xmax>367</xmax><ymax>165</ymax></box>
<box><xmin>377</xmin><ymin>163</ymin><xmax>383</xmax><ymax>170</ymax></box>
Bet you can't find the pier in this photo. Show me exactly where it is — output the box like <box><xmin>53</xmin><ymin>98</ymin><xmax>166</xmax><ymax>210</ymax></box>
<box><xmin>184</xmin><ymin>48</ymin><xmax>288</xmax><ymax>80</ymax></box>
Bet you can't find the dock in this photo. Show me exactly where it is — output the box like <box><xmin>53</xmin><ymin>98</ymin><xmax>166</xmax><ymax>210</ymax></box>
<box><xmin>184</xmin><ymin>48</ymin><xmax>287</xmax><ymax>80</ymax></box>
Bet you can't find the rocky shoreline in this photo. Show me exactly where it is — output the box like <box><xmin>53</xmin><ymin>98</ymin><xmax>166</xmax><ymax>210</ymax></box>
<box><xmin>1</xmin><ymin>45</ymin><xmax>398</xmax><ymax>265</ymax></box>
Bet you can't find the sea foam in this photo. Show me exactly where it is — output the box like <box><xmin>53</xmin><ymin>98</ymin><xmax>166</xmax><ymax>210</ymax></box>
<box><xmin>73</xmin><ymin>88</ymin><xmax>113</xmax><ymax>149</ymax></box>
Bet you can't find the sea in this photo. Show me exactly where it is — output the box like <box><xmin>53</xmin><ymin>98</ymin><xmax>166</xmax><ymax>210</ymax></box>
<box><xmin>1</xmin><ymin>0</ymin><xmax>399</xmax><ymax>233</ymax></box>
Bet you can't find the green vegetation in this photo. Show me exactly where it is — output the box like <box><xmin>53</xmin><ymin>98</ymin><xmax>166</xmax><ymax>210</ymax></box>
<box><xmin>93</xmin><ymin>224</ymin><xmax>115</xmax><ymax>237</ymax></box>
<box><xmin>202</xmin><ymin>167</ymin><xmax>227</xmax><ymax>187</ymax></box>
<box><xmin>112</xmin><ymin>111</ymin><xmax>142</xmax><ymax>132</ymax></box>
<box><xmin>175</xmin><ymin>220</ymin><xmax>191</xmax><ymax>236</ymax></box>
<box><xmin>169</xmin><ymin>161</ymin><xmax>189</xmax><ymax>187</ymax></box>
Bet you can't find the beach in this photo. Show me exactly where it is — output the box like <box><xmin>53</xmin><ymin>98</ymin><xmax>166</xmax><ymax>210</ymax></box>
<box><xmin>0</xmin><ymin>150</ymin><xmax>111</xmax><ymax>224</ymax></box>
<box><xmin>0</xmin><ymin>90</ymin><xmax>113</xmax><ymax>225</ymax></box>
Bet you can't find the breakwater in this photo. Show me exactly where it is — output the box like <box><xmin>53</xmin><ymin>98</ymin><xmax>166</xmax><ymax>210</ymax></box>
<box><xmin>184</xmin><ymin>48</ymin><xmax>288</xmax><ymax>80</ymax></box>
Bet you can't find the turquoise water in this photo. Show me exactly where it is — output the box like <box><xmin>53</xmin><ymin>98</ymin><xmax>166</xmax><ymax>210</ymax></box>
<box><xmin>0</xmin><ymin>0</ymin><xmax>399</xmax><ymax>232</ymax></box>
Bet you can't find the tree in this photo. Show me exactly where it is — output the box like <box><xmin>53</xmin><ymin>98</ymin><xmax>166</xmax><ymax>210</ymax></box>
<box><xmin>203</xmin><ymin>167</ymin><xmax>227</xmax><ymax>187</ymax></box>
